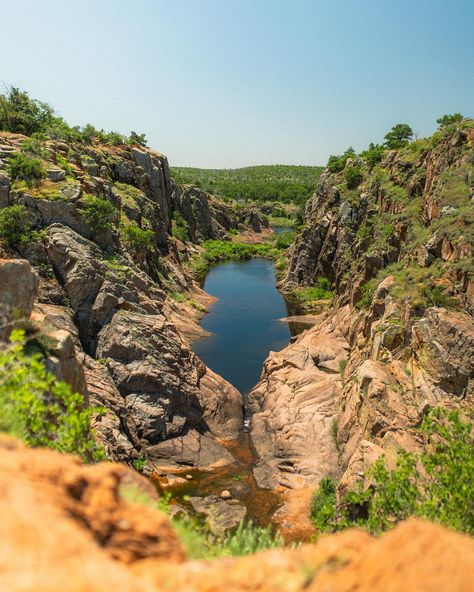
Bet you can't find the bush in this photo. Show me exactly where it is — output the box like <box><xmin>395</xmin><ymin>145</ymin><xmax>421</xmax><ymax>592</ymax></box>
<box><xmin>0</xmin><ymin>205</ymin><xmax>33</xmax><ymax>248</ymax></box>
<box><xmin>274</xmin><ymin>230</ymin><xmax>295</xmax><ymax>249</ymax></box>
<box><xmin>360</xmin><ymin>143</ymin><xmax>384</xmax><ymax>169</ymax></box>
<box><xmin>0</xmin><ymin>331</ymin><xmax>104</xmax><ymax>461</ymax></box>
<box><xmin>311</xmin><ymin>408</ymin><xmax>474</xmax><ymax>535</ymax></box>
<box><xmin>310</xmin><ymin>477</ymin><xmax>337</xmax><ymax>531</ymax></box>
<box><xmin>0</xmin><ymin>87</ymin><xmax>54</xmax><ymax>135</ymax></box>
<box><xmin>120</xmin><ymin>223</ymin><xmax>154</xmax><ymax>253</ymax></box>
<box><xmin>79</xmin><ymin>195</ymin><xmax>117</xmax><ymax>232</ymax></box>
<box><xmin>222</xmin><ymin>520</ymin><xmax>284</xmax><ymax>556</ymax></box>
<box><xmin>327</xmin><ymin>147</ymin><xmax>356</xmax><ymax>174</ymax></box>
<box><xmin>128</xmin><ymin>131</ymin><xmax>147</xmax><ymax>146</ymax></box>
<box><xmin>172</xmin><ymin>211</ymin><xmax>190</xmax><ymax>243</ymax></box>
<box><xmin>384</xmin><ymin>123</ymin><xmax>413</xmax><ymax>150</ymax></box>
<box><xmin>344</xmin><ymin>165</ymin><xmax>363</xmax><ymax>189</ymax></box>
<box><xmin>437</xmin><ymin>113</ymin><xmax>463</xmax><ymax>127</ymax></box>
<box><xmin>7</xmin><ymin>152</ymin><xmax>45</xmax><ymax>181</ymax></box>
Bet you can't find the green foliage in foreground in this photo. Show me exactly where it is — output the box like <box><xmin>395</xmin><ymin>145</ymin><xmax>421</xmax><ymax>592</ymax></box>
<box><xmin>171</xmin><ymin>165</ymin><xmax>323</xmax><ymax>206</ymax></box>
<box><xmin>0</xmin><ymin>205</ymin><xmax>34</xmax><ymax>248</ymax></box>
<box><xmin>0</xmin><ymin>331</ymin><xmax>104</xmax><ymax>462</ymax></box>
<box><xmin>310</xmin><ymin>408</ymin><xmax>474</xmax><ymax>535</ymax></box>
<box><xmin>123</xmin><ymin>489</ymin><xmax>284</xmax><ymax>559</ymax></box>
<box><xmin>189</xmin><ymin>239</ymin><xmax>280</xmax><ymax>278</ymax></box>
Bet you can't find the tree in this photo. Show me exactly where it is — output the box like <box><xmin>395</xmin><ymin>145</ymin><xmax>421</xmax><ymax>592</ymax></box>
<box><xmin>344</xmin><ymin>164</ymin><xmax>363</xmax><ymax>189</ymax></box>
<box><xmin>128</xmin><ymin>131</ymin><xmax>147</xmax><ymax>147</ymax></box>
<box><xmin>0</xmin><ymin>87</ymin><xmax>55</xmax><ymax>136</ymax></box>
<box><xmin>384</xmin><ymin>124</ymin><xmax>413</xmax><ymax>150</ymax></box>
<box><xmin>360</xmin><ymin>143</ymin><xmax>385</xmax><ymax>169</ymax></box>
<box><xmin>0</xmin><ymin>205</ymin><xmax>33</xmax><ymax>248</ymax></box>
<box><xmin>436</xmin><ymin>113</ymin><xmax>463</xmax><ymax>127</ymax></box>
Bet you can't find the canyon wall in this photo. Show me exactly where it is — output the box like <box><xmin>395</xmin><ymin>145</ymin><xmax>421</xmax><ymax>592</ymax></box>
<box><xmin>249</xmin><ymin>122</ymin><xmax>474</xmax><ymax>497</ymax></box>
<box><xmin>0</xmin><ymin>132</ymin><xmax>268</xmax><ymax>471</ymax></box>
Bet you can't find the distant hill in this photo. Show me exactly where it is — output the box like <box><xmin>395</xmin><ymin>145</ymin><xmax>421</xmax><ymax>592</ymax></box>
<box><xmin>170</xmin><ymin>165</ymin><xmax>323</xmax><ymax>205</ymax></box>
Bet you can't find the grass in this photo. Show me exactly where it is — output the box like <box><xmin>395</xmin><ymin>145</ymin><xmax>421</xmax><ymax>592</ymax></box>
<box><xmin>189</xmin><ymin>239</ymin><xmax>280</xmax><ymax>279</ymax></box>
<box><xmin>12</xmin><ymin>178</ymin><xmax>80</xmax><ymax>201</ymax></box>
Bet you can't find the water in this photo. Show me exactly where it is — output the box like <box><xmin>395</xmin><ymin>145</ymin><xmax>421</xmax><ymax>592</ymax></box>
<box><xmin>193</xmin><ymin>258</ymin><xmax>291</xmax><ymax>396</ymax></box>
<box><xmin>270</xmin><ymin>225</ymin><xmax>294</xmax><ymax>234</ymax></box>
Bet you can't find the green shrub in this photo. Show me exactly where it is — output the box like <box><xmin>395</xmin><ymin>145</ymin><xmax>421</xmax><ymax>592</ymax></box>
<box><xmin>344</xmin><ymin>165</ymin><xmax>363</xmax><ymax>189</ymax></box>
<box><xmin>222</xmin><ymin>520</ymin><xmax>284</xmax><ymax>556</ymax></box>
<box><xmin>80</xmin><ymin>195</ymin><xmax>117</xmax><ymax>232</ymax></box>
<box><xmin>120</xmin><ymin>223</ymin><xmax>154</xmax><ymax>253</ymax></box>
<box><xmin>7</xmin><ymin>152</ymin><xmax>45</xmax><ymax>181</ymax></box>
<box><xmin>310</xmin><ymin>477</ymin><xmax>337</xmax><ymax>531</ymax></box>
<box><xmin>437</xmin><ymin>113</ymin><xmax>463</xmax><ymax>127</ymax></box>
<box><xmin>360</xmin><ymin>143</ymin><xmax>384</xmax><ymax>169</ymax></box>
<box><xmin>327</xmin><ymin>147</ymin><xmax>356</xmax><ymax>174</ymax></box>
<box><xmin>274</xmin><ymin>230</ymin><xmax>295</xmax><ymax>249</ymax></box>
<box><xmin>0</xmin><ymin>205</ymin><xmax>33</xmax><ymax>248</ymax></box>
<box><xmin>0</xmin><ymin>330</ymin><xmax>104</xmax><ymax>462</ymax></box>
<box><xmin>128</xmin><ymin>131</ymin><xmax>147</xmax><ymax>146</ymax></box>
<box><xmin>172</xmin><ymin>211</ymin><xmax>190</xmax><ymax>243</ymax></box>
<box><xmin>356</xmin><ymin>279</ymin><xmax>377</xmax><ymax>309</ymax></box>
<box><xmin>311</xmin><ymin>408</ymin><xmax>474</xmax><ymax>536</ymax></box>
<box><xmin>0</xmin><ymin>87</ymin><xmax>54</xmax><ymax>135</ymax></box>
<box><xmin>421</xmin><ymin>285</ymin><xmax>457</xmax><ymax>309</ymax></box>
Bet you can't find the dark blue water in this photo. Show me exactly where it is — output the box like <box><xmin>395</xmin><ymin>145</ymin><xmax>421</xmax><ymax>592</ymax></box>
<box><xmin>193</xmin><ymin>258</ymin><xmax>291</xmax><ymax>396</ymax></box>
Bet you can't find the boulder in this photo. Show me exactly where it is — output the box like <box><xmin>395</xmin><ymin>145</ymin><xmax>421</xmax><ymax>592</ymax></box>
<box><xmin>0</xmin><ymin>259</ymin><xmax>38</xmax><ymax>340</ymax></box>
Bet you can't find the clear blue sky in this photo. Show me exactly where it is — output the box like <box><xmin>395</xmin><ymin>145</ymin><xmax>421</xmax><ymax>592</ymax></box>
<box><xmin>2</xmin><ymin>0</ymin><xmax>473</xmax><ymax>167</ymax></box>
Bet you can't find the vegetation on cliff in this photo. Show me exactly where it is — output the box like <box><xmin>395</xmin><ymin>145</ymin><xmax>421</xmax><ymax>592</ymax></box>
<box><xmin>0</xmin><ymin>86</ymin><xmax>147</xmax><ymax>146</ymax></box>
<box><xmin>171</xmin><ymin>164</ymin><xmax>323</xmax><ymax>205</ymax></box>
<box><xmin>0</xmin><ymin>331</ymin><xmax>104</xmax><ymax>461</ymax></box>
<box><xmin>311</xmin><ymin>408</ymin><xmax>474</xmax><ymax>536</ymax></box>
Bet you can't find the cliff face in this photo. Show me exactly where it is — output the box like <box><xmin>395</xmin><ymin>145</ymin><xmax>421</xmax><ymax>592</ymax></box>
<box><xmin>249</xmin><ymin>122</ymin><xmax>474</xmax><ymax>495</ymax></box>
<box><xmin>0</xmin><ymin>132</ymin><xmax>256</xmax><ymax>470</ymax></box>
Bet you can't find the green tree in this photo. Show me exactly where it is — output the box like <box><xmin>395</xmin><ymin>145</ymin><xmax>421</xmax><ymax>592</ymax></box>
<box><xmin>120</xmin><ymin>222</ymin><xmax>154</xmax><ymax>253</ymax></box>
<box><xmin>384</xmin><ymin>123</ymin><xmax>413</xmax><ymax>149</ymax></box>
<box><xmin>0</xmin><ymin>87</ymin><xmax>54</xmax><ymax>135</ymax></box>
<box><xmin>344</xmin><ymin>164</ymin><xmax>363</xmax><ymax>189</ymax></box>
<box><xmin>128</xmin><ymin>131</ymin><xmax>148</xmax><ymax>147</ymax></box>
<box><xmin>436</xmin><ymin>113</ymin><xmax>463</xmax><ymax>127</ymax></box>
<box><xmin>360</xmin><ymin>142</ymin><xmax>385</xmax><ymax>169</ymax></box>
<box><xmin>327</xmin><ymin>147</ymin><xmax>356</xmax><ymax>174</ymax></box>
<box><xmin>79</xmin><ymin>195</ymin><xmax>117</xmax><ymax>233</ymax></box>
<box><xmin>0</xmin><ymin>205</ymin><xmax>33</xmax><ymax>248</ymax></box>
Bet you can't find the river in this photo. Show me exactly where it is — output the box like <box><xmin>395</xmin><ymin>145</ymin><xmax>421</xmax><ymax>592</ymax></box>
<box><xmin>192</xmin><ymin>257</ymin><xmax>292</xmax><ymax>398</ymax></box>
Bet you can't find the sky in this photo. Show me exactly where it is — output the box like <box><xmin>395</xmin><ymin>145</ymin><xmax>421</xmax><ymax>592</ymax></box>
<box><xmin>1</xmin><ymin>0</ymin><xmax>473</xmax><ymax>168</ymax></box>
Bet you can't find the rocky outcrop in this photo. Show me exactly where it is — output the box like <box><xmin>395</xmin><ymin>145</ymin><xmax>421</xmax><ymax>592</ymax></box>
<box><xmin>2</xmin><ymin>440</ymin><xmax>473</xmax><ymax>592</ymax></box>
<box><xmin>0</xmin><ymin>258</ymin><xmax>38</xmax><ymax>339</ymax></box>
<box><xmin>172</xmin><ymin>184</ymin><xmax>269</xmax><ymax>243</ymax></box>
<box><xmin>0</xmin><ymin>130</ymin><xmax>251</xmax><ymax>470</ymax></box>
<box><xmin>251</xmin><ymin>122</ymin><xmax>474</xmax><ymax>506</ymax></box>
<box><xmin>248</xmin><ymin>308</ymin><xmax>351</xmax><ymax>490</ymax></box>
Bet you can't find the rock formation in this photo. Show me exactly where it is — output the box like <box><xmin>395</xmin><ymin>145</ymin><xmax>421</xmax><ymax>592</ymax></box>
<box><xmin>1</xmin><ymin>438</ymin><xmax>473</xmax><ymax>591</ymax></box>
<box><xmin>249</xmin><ymin>121</ymin><xmax>474</xmax><ymax>505</ymax></box>
<box><xmin>0</xmin><ymin>132</ymin><xmax>259</xmax><ymax>470</ymax></box>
